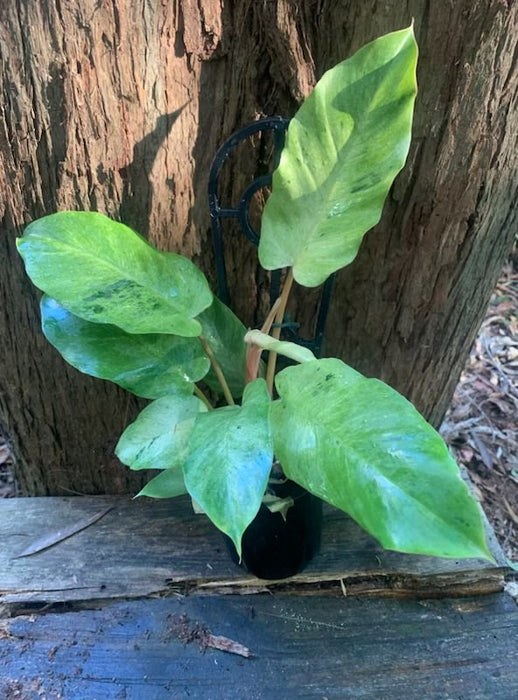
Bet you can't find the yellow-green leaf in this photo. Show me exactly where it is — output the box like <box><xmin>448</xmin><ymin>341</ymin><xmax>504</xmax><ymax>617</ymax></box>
<box><xmin>259</xmin><ymin>26</ymin><xmax>418</xmax><ymax>287</ymax></box>
<box><xmin>272</xmin><ymin>359</ymin><xmax>492</xmax><ymax>561</ymax></box>
<box><xmin>18</xmin><ymin>211</ymin><xmax>212</xmax><ymax>336</ymax></box>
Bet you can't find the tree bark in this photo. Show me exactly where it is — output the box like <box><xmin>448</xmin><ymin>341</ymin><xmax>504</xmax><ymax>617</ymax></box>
<box><xmin>1</xmin><ymin>1</ymin><xmax>516</xmax><ymax>495</ymax></box>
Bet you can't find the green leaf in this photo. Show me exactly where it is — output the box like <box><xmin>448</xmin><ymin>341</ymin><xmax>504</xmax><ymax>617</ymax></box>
<box><xmin>244</xmin><ymin>329</ymin><xmax>316</xmax><ymax>364</ymax></box>
<box><xmin>272</xmin><ymin>359</ymin><xmax>492</xmax><ymax>561</ymax></box>
<box><xmin>197</xmin><ymin>296</ymin><xmax>247</xmax><ymax>398</ymax></box>
<box><xmin>183</xmin><ymin>379</ymin><xmax>273</xmax><ymax>555</ymax></box>
<box><xmin>17</xmin><ymin>211</ymin><xmax>212</xmax><ymax>336</ymax></box>
<box><xmin>137</xmin><ymin>468</ymin><xmax>187</xmax><ymax>499</ymax></box>
<box><xmin>259</xmin><ymin>26</ymin><xmax>418</xmax><ymax>287</ymax></box>
<box><xmin>115</xmin><ymin>394</ymin><xmax>205</xmax><ymax>471</ymax></box>
<box><xmin>41</xmin><ymin>296</ymin><xmax>210</xmax><ymax>399</ymax></box>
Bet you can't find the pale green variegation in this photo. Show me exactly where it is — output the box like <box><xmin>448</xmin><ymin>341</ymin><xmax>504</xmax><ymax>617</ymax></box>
<box><xmin>183</xmin><ymin>379</ymin><xmax>273</xmax><ymax>555</ymax></box>
<box><xmin>41</xmin><ymin>296</ymin><xmax>209</xmax><ymax>399</ymax></box>
<box><xmin>272</xmin><ymin>359</ymin><xmax>492</xmax><ymax>561</ymax></box>
<box><xmin>115</xmin><ymin>394</ymin><xmax>205</xmax><ymax>471</ymax></box>
<box><xmin>244</xmin><ymin>329</ymin><xmax>316</xmax><ymax>364</ymax></box>
<box><xmin>18</xmin><ymin>211</ymin><xmax>212</xmax><ymax>336</ymax></box>
<box><xmin>16</xmin><ymin>28</ymin><xmax>493</xmax><ymax>564</ymax></box>
<box><xmin>259</xmin><ymin>26</ymin><xmax>418</xmax><ymax>287</ymax></box>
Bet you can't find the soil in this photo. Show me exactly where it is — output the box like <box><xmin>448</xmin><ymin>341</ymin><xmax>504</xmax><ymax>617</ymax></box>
<box><xmin>1</xmin><ymin>249</ymin><xmax>516</xmax><ymax>563</ymax></box>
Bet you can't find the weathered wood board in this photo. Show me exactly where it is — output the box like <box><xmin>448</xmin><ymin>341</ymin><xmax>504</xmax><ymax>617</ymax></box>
<box><xmin>0</xmin><ymin>593</ymin><xmax>517</xmax><ymax>699</ymax></box>
<box><xmin>0</xmin><ymin>495</ymin><xmax>509</xmax><ymax>607</ymax></box>
<box><xmin>1</xmin><ymin>496</ymin><xmax>516</xmax><ymax>699</ymax></box>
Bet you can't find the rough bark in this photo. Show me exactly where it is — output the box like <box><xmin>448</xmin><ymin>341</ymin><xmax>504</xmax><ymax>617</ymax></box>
<box><xmin>0</xmin><ymin>1</ymin><xmax>516</xmax><ymax>495</ymax></box>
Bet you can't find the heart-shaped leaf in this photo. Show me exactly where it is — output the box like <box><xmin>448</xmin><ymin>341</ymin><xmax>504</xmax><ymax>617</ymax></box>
<box><xmin>183</xmin><ymin>379</ymin><xmax>273</xmax><ymax>555</ymax></box>
<box><xmin>18</xmin><ymin>211</ymin><xmax>212</xmax><ymax>336</ymax></box>
<box><xmin>272</xmin><ymin>359</ymin><xmax>492</xmax><ymax>561</ymax></box>
<box><xmin>259</xmin><ymin>26</ymin><xmax>418</xmax><ymax>287</ymax></box>
<box><xmin>41</xmin><ymin>296</ymin><xmax>210</xmax><ymax>398</ymax></box>
<box><xmin>116</xmin><ymin>394</ymin><xmax>205</xmax><ymax>471</ymax></box>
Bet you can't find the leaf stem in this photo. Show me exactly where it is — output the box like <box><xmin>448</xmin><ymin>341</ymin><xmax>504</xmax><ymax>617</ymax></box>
<box><xmin>266</xmin><ymin>268</ymin><xmax>294</xmax><ymax>396</ymax></box>
<box><xmin>245</xmin><ymin>296</ymin><xmax>281</xmax><ymax>383</ymax></box>
<box><xmin>199</xmin><ymin>335</ymin><xmax>235</xmax><ymax>406</ymax></box>
<box><xmin>193</xmin><ymin>384</ymin><xmax>213</xmax><ymax>410</ymax></box>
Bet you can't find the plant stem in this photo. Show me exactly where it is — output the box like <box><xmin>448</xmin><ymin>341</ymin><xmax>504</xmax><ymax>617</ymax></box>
<box><xmin>199</xmin><ymin>335</ymin><xmax>235</xmax><ymax>406</ymax></box>
<box><xmin>193</xmin><ymin>385</ymin><xmax>213</xmax><ymax>410</ymax></box>
<box><xmin>266</xmin><ymin>268</ymin><xmax>294</xmax><ymax>396</ymax></box>
<box><xmin>245</xmin><ymin>296</ymin><xmax>281</xmax><ymax>383</ymax></box>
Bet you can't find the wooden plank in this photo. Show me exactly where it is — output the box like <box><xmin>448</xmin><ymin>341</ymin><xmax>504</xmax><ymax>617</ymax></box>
<box><xmin>0</xmin><ymin>495</ymin><xmax>509</xmax><ymax>607</ymax></box>
<box><xmin>0</xmin><ymin>592</ymin><xmax>517</xmax><ymax>699</ymax></box>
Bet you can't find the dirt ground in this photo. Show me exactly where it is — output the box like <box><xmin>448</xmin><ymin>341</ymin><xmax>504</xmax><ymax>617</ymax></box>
<box><xmin>1</xmin><ymin>252</ymin><xmax>517</xmax><ymax>563</ymax></box>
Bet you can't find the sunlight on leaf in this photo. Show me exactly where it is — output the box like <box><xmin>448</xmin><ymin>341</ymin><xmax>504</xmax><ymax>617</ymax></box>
<box><xmin>272</xmin><ymin>359</ymin><xmax>492</xmax><ymax>561</ymax></box>
<box><xmin>259</xmin><ymin>26</ymin><xmax>418</xmax><ymax>287</ymax></box>
<box><xmin>18</xmin><ymin>211</ymin><xmax>212</xmax><ymax>336</ymax></box>
<box><xmin>183</xmin><ymin>379</ymin><xmax>273</xmax><ymax>556</ymax></box>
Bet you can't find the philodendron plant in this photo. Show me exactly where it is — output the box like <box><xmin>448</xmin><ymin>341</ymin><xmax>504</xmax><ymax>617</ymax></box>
<box><xmin>17</xmin><ymin>26</ymin><xmax>492</xmax><ymax>563</ymax></box>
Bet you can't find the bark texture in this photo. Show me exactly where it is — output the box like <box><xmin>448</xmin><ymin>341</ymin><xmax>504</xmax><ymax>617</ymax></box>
<box><xmin>1</xmin><ymin>1</ymin><xmax>517</xmax><ymax>494</ymax></box>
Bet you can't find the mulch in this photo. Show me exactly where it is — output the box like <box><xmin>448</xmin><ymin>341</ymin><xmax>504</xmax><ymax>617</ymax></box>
<box><xmin>1</xmin><ymin>250</ymin><xmax>516</xmax><ymax>563</ymax></box>
<box><xmin>441</xmin><ymin>249</ymin><xmax>518</xmax><ymax>563</ymax></box>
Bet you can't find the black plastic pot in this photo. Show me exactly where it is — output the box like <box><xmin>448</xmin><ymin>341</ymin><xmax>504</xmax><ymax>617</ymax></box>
<box><xmin>226</xmin><ymin>479</ymin><xmax>322</xmax><ymax>580</ymax></box>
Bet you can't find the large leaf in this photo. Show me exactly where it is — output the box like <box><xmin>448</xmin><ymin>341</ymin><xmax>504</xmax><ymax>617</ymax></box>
<box><xmin>259</xmin><ymin>26</ymin><xmax>418</xmax><ymax>287</ymax></box>
<box><xmin>183</xmin><ymin>379</ymin><xmax>273</xmax><ymax>555</ymax></box>
<box><xmin>197</xmin><ymin>296</ymin><xmax>247</xmax><ymax>398</ymax></box>
<box><xmin>17</xmin><ymin>211</ymin><xmax>212</xmax><ymax>336</ymax></box>
<box><xmin>115</xmin><ymin>394</ymin><xmax>205</xmax><ymax>471</ymax></box>
<box><xmin>41</xmin><ymin>296</ymin><xmax>210</xmax><ymax>399</ymax></box>
<box><xmin>272</xmin><ymin>359</ymin><xmax>492</xmax><ymax>561</ymax></box>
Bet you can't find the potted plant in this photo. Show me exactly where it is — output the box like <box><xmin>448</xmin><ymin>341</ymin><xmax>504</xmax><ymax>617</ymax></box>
<box><xmin>17</xmin><ymin>26</ymin><xmax>493</xmax><ymax>580</ymax></box>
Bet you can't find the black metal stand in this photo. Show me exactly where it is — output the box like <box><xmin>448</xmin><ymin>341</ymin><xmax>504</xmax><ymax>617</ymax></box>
<box><xmin>208</xmin><ymin>116</ymin><xmax>334</xmax><ymax>358</ymax></box>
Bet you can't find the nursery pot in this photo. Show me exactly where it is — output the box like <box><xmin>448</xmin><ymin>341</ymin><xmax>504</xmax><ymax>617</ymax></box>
<box><xmin>226</xmin><ymin>477</ymin><xmax>322</xmax><ymax>580</ymax></box>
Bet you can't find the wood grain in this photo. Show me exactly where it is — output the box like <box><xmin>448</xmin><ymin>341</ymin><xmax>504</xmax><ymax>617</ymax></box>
<box><xmin>0</xmin><ymin>495</ymin><xmax>509</xmax><ymax>608</ymax></box>
<box><xmin>1</xmin><ymin>1</ymin><xmax>518</xmax><ymax>496</ymax></box>
<box><xmin>0</xmin><ymin>593</ymin><xmax>516</xmax><ymax>699</ymax></box>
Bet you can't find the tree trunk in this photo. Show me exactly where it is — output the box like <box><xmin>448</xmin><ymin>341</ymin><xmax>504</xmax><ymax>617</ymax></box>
<box><xmin>1</xmin><ymin>1</ymin><xmax>516</xmax><ymax>495</ymax></box>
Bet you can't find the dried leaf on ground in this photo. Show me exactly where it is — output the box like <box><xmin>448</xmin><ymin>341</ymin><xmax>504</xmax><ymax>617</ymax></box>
<box><xmin>13</xmin><ymin>504</ymin><xmax>115</xmax><ymax>558</ymax></box>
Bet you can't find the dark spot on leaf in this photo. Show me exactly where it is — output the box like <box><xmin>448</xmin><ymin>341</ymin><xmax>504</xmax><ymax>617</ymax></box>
<box><xmin>350</xmin><ymin>173</ymin><xmax>381</xmax><ymax>194</ymax></box>
<box><xmin>85</xmin><ymin>279</ymin><xmax>143</xmax><ymax>304</ymax></box>
<box><xmin>325</xmin><ymin>374</ymin><xmax>333</xmax><ymax>381</ymax></box>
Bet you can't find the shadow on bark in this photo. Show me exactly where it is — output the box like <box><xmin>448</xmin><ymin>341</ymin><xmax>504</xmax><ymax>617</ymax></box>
<box><xmin>120</xmin><ymin>106</ymin><xmax>186</xmax><ymax>237</ymax></box>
